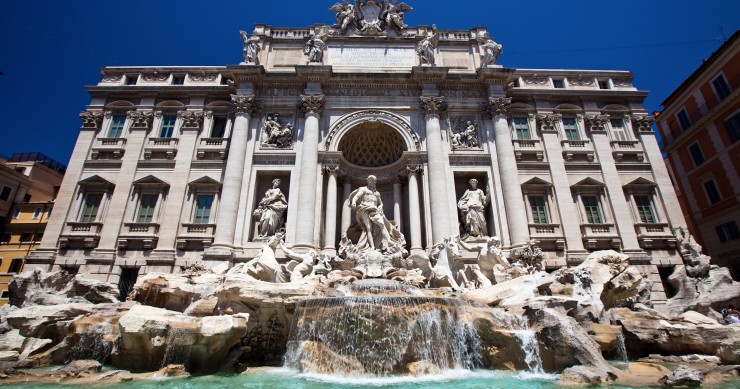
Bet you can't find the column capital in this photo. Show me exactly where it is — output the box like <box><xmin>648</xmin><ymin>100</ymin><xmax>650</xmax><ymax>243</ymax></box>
<box><xmin>632</xmin><ymin>115</ymin><xmax>656</xmax><ymax>133</ymax></box>
<box><xmin>126</xmin><ymin>111</ymin><xmax>154</xmax><ymax>129</ymax></box>
<box><xmin>299</xmin><ymin>94</ymin><xmax>325</xmax><ymax>115</ymax></box>
<box><xmin>406</xmin><ymin>164</ymin><xmax>423</xmax><ymax>175</ymax></box>
<box><xmin>537</xmin><ymin>113</ymin><xmax>562</xmax><ymax>133</ymax></box>
<box><xmin>487</xmin><ymin>96</ymin><xmax>512</xmax><ymax>118</ymax></box>
<box><xmin>585</xmin><ymin>114</ymin><xmax>609</xmax><ymax>133</ymax></box>
<box><xmin>419</xmin><ymin>96</ymin><xmax>446</xmax><ymax>117</ymax></box>
<box><xmin>177</xmin><ymin>111</ymin><xmax>205</xmax><ymax>129</ymax></box>
<box><xmin>323</xmin><ymin>163</ymin><xmax>340</xmax><ymax>176</ymax></box>
<box><xmin>231</xmin><ymin>94</ymin><xmax>257</xmax><ymax>115</ymax></box>
<box><xmin>79</xmin><ymin>111</ymin><xmax>104</xmax><ymax>129</ymax></box>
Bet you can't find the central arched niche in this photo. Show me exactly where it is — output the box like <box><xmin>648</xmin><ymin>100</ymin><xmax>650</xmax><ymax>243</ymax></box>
<box><xmin>338</xmin><ymin>122</ymin><xmax>407</xmax><ymax>167</ymax></box>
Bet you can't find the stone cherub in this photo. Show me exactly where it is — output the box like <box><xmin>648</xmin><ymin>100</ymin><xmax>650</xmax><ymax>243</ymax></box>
<box><xmin>329</xmin><ymin>0</ymin><xmax>358</xmax><ymax>33</ymax></box>
<box><xmin>382</xmin><ymin>0</ymin><xmax>413</xmax><ymax>30</ymax></box>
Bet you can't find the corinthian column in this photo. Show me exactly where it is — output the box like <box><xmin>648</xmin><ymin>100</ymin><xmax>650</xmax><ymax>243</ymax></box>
<box><xmin>323</xmin><ymin>164</ymin><xmax>339</xmax><ymax>251</ymax></box>
<box><xmin>340</xmin><ymin>178</ymin><xmax>352</xmax><ymax>234</ymax></box>
<box><xmin>407</xmin><ymin>165</ymin><xmax>423</xmax><ymax>251</ymax></box>
<box><xmin>210</xmin><ymin>95</ymin><xmax>258</xmax><ymax>255</ymax></box>
<box><xmin>294</xmin><ymin>95</ymin><xmax>324</xmax><ymax>247</ymax></box>
<box><xmin>486</xmin><ymin>97</ymin><xmax>529</xmax><ymax>247</ymax></box>
<box><xmin>420</xmin><ymin>96</ymin><xmax>451</xmax><ymax>244</ymax></box>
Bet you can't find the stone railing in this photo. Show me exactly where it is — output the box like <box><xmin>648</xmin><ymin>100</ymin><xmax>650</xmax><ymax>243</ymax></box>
<box><xmin>91</xmin><ymin>138</ymin><xmax>127</xmax><ymax>159</ymax></box>
<box><xmin>196</xmin><ymin>138</ymin><xmax>228</xmax><ymax>160</ymax></box>
<box><xmin>635</xmin><ymin>222</ymin><xmax>670</xmax><ymax>236</ymax></box>
<box><xmin>561</xmin><ymin>139</ymin><xmax>595</xmax><ymax>161</ymax></box>
<box><xmin>529</xmin><ymin>223</ymin><xmax>562</xmax><ymax>236</ymax></box>
<box><xmin>513</xmin><ymin>139</ymin><xmax>544</xmax><ymax>161</ymax></box>
<box><xmin>176</xmin><ymin>223</ymin><xmax>216</xmax><ymax>249</ymax></box>
<box><xmin>611</xmin><ymin>140</ymin><xmax>644</xmax><ymax>162</ymax></box>
<box><xmin>122</xmin><ymin>222</ymin><xmax>160</xmax><ymax>236</ymax></box>
<box><xmin>580</xmin><ymin>223</ymin><xmax>617</xmax><ymax>236</ymax></box>
<box><xmin>144</xmin><ymin>138</ymin><xmax>179</xmax><ymax>159</ymax></box>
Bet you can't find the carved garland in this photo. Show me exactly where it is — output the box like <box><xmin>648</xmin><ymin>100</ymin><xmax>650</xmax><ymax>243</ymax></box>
<box><xmin>324</xmin><ymin>109</ymin><xmax>421</xmax><ymax>151</ymax></box>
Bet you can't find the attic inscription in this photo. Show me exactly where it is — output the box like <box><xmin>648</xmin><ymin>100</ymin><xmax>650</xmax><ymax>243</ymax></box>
<box><xmin>328</xmin><ymin>46</ymin><xmax>415</xmax><ymax>67</ymax></box>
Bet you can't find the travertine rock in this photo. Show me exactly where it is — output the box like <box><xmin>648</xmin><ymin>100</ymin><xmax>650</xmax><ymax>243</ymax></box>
<box><xmin>560</xmin><ymin>365</ymin><xmax>615</xmax><ymax>385</ymax></box>
<box><xmin>662</xmin><ymin>365</ymin><xmax>704</xmax><ymax>386</ymax></box>
<box><xmin>659</xmin><ymin>265</ymin><xmax>740</xmax><ymax>318</ymax></box>
<box><xmin>9</xmin><ymin>270</ymin><xmax>119</xmax><ymax>307</ymax></box>
<box><xmin>57</xmin><ymin>360</ymin><xmax>102</xmax><ymax>377</ymax></box>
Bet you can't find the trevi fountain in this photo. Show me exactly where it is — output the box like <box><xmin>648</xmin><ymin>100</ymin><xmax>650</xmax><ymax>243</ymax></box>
<box><xmin>2</xmin><ymin>2</ymin><xmax>740</xmax><ymax>388</ymax></box>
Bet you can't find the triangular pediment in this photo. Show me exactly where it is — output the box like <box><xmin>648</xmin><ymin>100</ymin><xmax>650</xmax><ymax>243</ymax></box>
<box><xmin>188</xmin><ymin>176</ymin><xmax>221</xmax><ymax>188</ymax></box>
<box><xmin>522</xmin><ymin>177</ymin><xmax>552</xmax><ymax>187</ymax></box>
<box><xmin>625</xmin><ymin>177</ymin><xmax>656</xmax><ymax>188</ymax></box>
<box><xmin>78</xmin><ymin>175</ymin><xmax>115</xmax><ymax>189</ymax></box>
<box><xmin>133</xmin><ymin>175</ymin><xmax>169</xmax><ymax>188</ymax></box>
<box><xmin>572</xmin><ymin>177</ymin><xmax>605</xmax><ymax>187</ymax></box>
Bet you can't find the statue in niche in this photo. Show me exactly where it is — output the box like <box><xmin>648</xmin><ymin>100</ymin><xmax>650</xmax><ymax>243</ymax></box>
<box><xmin>304</xmin><ymin>27</ymin><xmax>328</xmax><ymax>64</ymax></box>
<box><xmin>348</xmin><ymin>175</ymin><xmax>406</xmax><ymax>254</ymax></box>
<box><xmin>279</xmin><ymin>241</ymin><xmax>317</xmax><ymax>282</ymax></box>
<box><xmin>329</xmin><ymin>1</ymin><xmax>358</xmax><ymax>33</ymax></box>
<box><xmin>457</xmin><ymin>179</ymin><xmax>490</xmax><ymax>239</ymax></box>
<box><xmin>253</xmin><ymin>178</ymin><xmax>288</xmax><ymax>238</ymax></box>
<box><xmin>478</xmin><ymin>32</ymin><xmax>502</xmax><ymax>67</ymax></box>
<box><xmin>261</xmin><ymin>114</ymin><xmax>293</xmax><ymax>148</ymax></box>
<box><xmin>239</xmin><ymin>31</ymin><xmax>262</xmax><ymax>65</ymax></box>
<box><xmin>416</xmin><ymin>25</ymin><xmax>438</xmax><ymax>66</ymax></box>
<box><xmin>451</xmin><ymin>120</ymin><xmax>480</xmax><ymax>149</ymax></box>
<box><xmin>382</xmin><ymin>0</ymin><xmax>413</xmax><ymax>30</ymax></box>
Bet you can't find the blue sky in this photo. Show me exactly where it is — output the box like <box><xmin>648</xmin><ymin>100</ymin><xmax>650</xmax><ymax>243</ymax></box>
<box><xmin>1</xmin><ymin>0</ymin><xmax>738</xmax><ymax>165</ymax></box>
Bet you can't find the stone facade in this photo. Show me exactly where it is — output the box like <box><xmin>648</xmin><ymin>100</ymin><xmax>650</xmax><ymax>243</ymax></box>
<box><xmin>27</xmin><ymin>3</ymin><xmax>687</xmax><ymax>303</ymax></box>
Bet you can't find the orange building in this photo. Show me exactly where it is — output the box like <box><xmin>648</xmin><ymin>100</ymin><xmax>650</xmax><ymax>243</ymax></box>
<box><xmin>0</xmin><ymin>153</ymin><xmax>65</xmax><ymax>304</ymax></box>
<box><xmin>657</xmin><ymin>31</ymin><xmax>740</xmax><ymax>276</ymax></box>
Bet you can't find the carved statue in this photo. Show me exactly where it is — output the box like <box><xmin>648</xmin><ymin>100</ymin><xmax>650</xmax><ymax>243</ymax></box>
<box><xmin>478</xmin><ymin>32</ymin><xmax>502</xmax><ymax>67</ymax></box>
<box><xmin>253</xmin><ymin>179</ymin><xmax>288</xmax><ymax>238</ymax></box>
<box><xmin>674</xmin><ymin>226</ymin><xmax>703</xmax><ymax>258</ymax></box>
<box><xmin>279</xmin><ymin>241</ymin><xmax>317</xmax><ymax>282</ymax></box>
<box><xmin>261</xmin><ymin>114</ymin><xmax>293</xmax><ymax>148</ymax></box>
<box><xmin>509</xmin><ymin>240</ymin><xmax>544</xmax><ymax>274</ymax></box>
<box><xmin>329</xmin><ymin>1</ymin><xmax>358</xmax><ymax>33</ymax></box>
<box><xmin>451</xmin><ymin>120</ymin><xmax>480</xmax><ymax>149</ymax></box>
<box><xmin>416</xmin><ymin>25</ymin><xmax>438</xmax><ymax>66</ymax></box>
<box><xmin>382</xmin><ymin>0</ymin><xmax>412</xmax><ymax>30</ymax></box>
<box><xmin>304</xmin><ymin>27</ymin><xmax>328</xmax><ymax>64</ymax></box>
<box><xmin>229</xmin><ymin>234</ymin><xmax>286</xmax><ymax>282</ymax></box>
<box><xmin>458</xmin><ymin>236</ymin><xmax>511</xmax><ymax>284</ymax></box>
<box><xmin>428</xmin><ymin>237</ymin><xmax>461</xmax><ymax>289</ymax></box>
<box><xmin>458</xmin><ymin>179</ymin><xmax>490</xmax><ymax>239</ymax></box>
<box><xmin>240</xmin><ymin>31</ymin><xmax>262</xmax><ymax>64</ymax></box>
<box><xmin>348</xmin><ymin>175</ymin><xmax>406</xmax><ymax>254</ymax></box>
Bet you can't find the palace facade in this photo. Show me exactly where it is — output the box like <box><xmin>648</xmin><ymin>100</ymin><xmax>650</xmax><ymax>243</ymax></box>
<box><xmin>27</xmin><ymin>2</ymin><xmax>687</xmax><ymax>302</ymax></box>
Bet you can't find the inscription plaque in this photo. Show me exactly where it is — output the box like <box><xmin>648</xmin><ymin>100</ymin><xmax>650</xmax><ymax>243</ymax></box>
<box><xmin>328</xmin><ymin>46</ymin><xmax>415</xmax><ymax>67</ymax></box>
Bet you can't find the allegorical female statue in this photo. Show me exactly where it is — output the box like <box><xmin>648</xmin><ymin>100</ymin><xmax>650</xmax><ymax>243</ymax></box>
<box><xmin>253</xmin><ymin>178</ymin><xmax>288</xmax><ymax>238</ymax></box>
<box><xmin>457</xmin><ymin>179</ymin><xmax>490</xmax><ymax>238</ymax></box>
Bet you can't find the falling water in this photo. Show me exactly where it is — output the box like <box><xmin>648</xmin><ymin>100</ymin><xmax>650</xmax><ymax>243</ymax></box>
<box><xmin>161</xmin><ymin>326</ymin><xmax>195</xmax><ymax>368</ymax></box>
<box><xmin>614</xmin><ymin>332</ymin><xmax>629</xmax><ymax>363</ymax></box>
<box><xmin>284</xmin><ymin>280</ymin><xmax>481</xmax><ymax>376</ymax></box>
<box><xmin>491</xmin><ymin>313</ymin><xmax>545</xmax><ymax>375</ymax></box>
<box><xmin>67</xmin><ymin>318</ymin><xmax>115</xmax><ymax>363</ymax></box>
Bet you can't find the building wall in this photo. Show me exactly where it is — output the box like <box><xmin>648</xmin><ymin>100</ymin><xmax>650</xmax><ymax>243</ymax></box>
<box><xmin>656</xmin><ymin>32</ymin><xmax>740</xmax><ymax>275</ymax></box>
<box><xmin>26</xmin><ymin>24</ymin><xmax>689</xmax><ymax>304</ymax></box>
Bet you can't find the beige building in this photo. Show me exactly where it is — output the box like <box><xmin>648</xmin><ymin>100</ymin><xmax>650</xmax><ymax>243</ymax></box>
<box><xmin>0</xmin><ymin>153</ymin><xmax>65</xmax><ymax>304</ymax></box>
<box><xmin>27</xmin><ymin>2</ymin><xmax>688</xmax><ymax>302</ymax></box>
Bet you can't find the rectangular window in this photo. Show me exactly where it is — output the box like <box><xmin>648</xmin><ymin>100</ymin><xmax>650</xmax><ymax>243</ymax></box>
<box><xmin>688</xmin><ymin>143</ymin><xmax>705</xmax><ymax>166</ymax></box>
<box><xmin>23</xmin><ymin>194</ymin><xmax>31</xmax><ymax>203</ymax></box>
<box><xmin>47</xmin><ymin>207</ymin><xmax>53</xmax><ymax>218</ymax></box>
<box><xmin>12</xmin><ymin>208</ymin><xmax>20</xmax><ymax>219</ymax></box>
<box><xmin>677</xmin><ymin>109</ymin><xmax>692</xmax><ymax>131</ymax></box>
<box><xmin>1</xmin><ymin>233</ymin><xmax>10</xmax><ymax>243</ymax></box>
<box><xmin>108</xmin><ymin>115</ymin><xmax>126</xmax><ymax>138</ymax></box>
<box><xmin>211</xmin><ymin>117</ymin><xmax>227</xmax><ymax>138</ymax></box>
<box><xmin>513</xmin><ymin>117</ymin><xmax>531</xmax><ymax>140</ymax></box>
<box><xmin>0</xmin><ymin>291</ymin><xmax>8</xmax><ymax>299</ymax></box>
<box><xmin>634</xmin><ymin>195</ymin><xmax>656</xmax><ymax>223</ymax></box>
<box><xmin>0</xmin><ymin>186</ymin><xmax>11</xmax><ymax>202</ymax></box>
<box><xmin>8</xmin><ymin>258</ymin><xmax>24</xmax><ymax>273</ymax></box>
<box><xmin>80</xmin><ymin>193</ymin><xmax>103</xmax><ymax>223</ymax></box>
<box><xmin>172</xmin><ymin>75</ymin><xmax>185</xmax><ymax>85</ymax></box>
<box><xmin>713</xmin><ymin>75</ymin><xmax>731</xmax><ymax>100</ymax></box>
<box><xmin>598</xmin><ymin>80</ymin><xmax>610</xmax><ymax>89</ymax></box>
<box><xmin>529</xmin><ymin>195</ymin><xmax>549</xmax><ymax>224</ymax></box>
<box><xmin>159</xmin><ymin>115</ymin><xmax>177</xmax><ymax>138</ymax></box>
<box><xmin>136</xmin><ymin>194</ymin><xmax>158</xmax><ymax>223</ymax></box>
<box><xmin>716</xmin><ymin>221</ymin><xmax>740</xmax><ymax>243</ymax></box>
<box><xmin>125</xmin><ymin>75</ymin><xmax>137</xmax><ymax>85</ymax></box>
<box><xmin>20</xmin><ymin>233</ymin><xmax>33</xmax><ymax>242</ymax></box>
<box><xmin>552</xmin><ymin>79</ymin><xmax>565</xmax><ymax>89</ymax></box>
<box><xmin>562</xmin><ymin>118</ymin><xmax>580</xmax><ymax>141</ymax></box>
<box><xmin>582</xmin><ymin>196</ymin><xmax>603</xmax><ymax>224</ymax></box>
<box><xmin>703</xmin><ymin>180</ymin><xmax>722</xmax><ymax>204</ymax></box>
<box><xmin>725</xmin><ymin>113</ymin><xmax>740</xmax><ymax>143</ymax></box>
<box><xmin>32</xmin><ymin>207</ymin><xmax>42</xmax><ymax>220</ymax></box>
<box><xmin>194</xmin><ymin>195</ymin><xmax>214</xmax><ymax>224</ymax></box>
<box><xmin>609</xmin><ymin>118</ymin><xmax>629</xmax><ymax>141</ymax></box>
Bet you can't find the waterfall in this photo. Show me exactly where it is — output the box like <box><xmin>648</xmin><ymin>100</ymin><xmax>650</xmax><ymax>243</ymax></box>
<box><xmin>492</xmin><ymin>312</ymin><xmax>545</xmax><ymax>375</ymax></box>
<box><xmin>161</xmin><ymin>327</ymin><xmax>194</xmax><ymax>368</ymax></box>
<box><xmin>67</xmin><ymin>318</ymin><xmax>115</xmax><ymax>363</ymax></box>
<box><xmin>284</xmin><ymin>279</ymin><xmax>481</xmax><ymax>376</ymax></box>
<box><xmin>614</xmin><ymin>332</ymin><xmax>628</xmax><ymax>363</ymax></box>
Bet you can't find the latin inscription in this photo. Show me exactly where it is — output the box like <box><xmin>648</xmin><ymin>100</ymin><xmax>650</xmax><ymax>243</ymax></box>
<box><xmin>328</xmin><ymin>46</ymin><xmax>415</xmax><ymax>68</ymax></box>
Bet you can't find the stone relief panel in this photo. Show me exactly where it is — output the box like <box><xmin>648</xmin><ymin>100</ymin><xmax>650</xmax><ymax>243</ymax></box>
<box><xmin>260</xmin><ymin>114</ymin><xmax>295</xmax><ymax>149</ymax></box>
<box><xmin>448</xmin><ymin>116</ymin><xmax>481</xmax><ymax>150</ymax></box>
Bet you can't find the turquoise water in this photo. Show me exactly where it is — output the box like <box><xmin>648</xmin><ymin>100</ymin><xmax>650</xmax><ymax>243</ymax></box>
<box><xmin>2</xmin><ymin>368</ymin><xmax>740</xmax><ymax>389</ymax></box>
